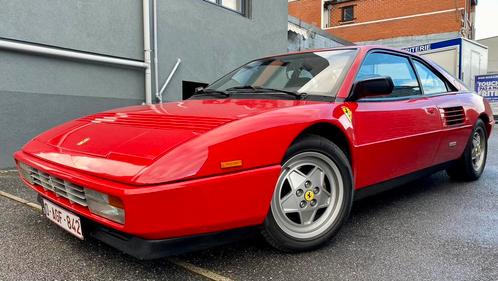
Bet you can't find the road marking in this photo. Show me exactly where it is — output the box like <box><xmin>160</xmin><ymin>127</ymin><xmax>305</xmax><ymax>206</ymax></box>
<box><xmin>26</xmin><ymin>201</ymin><xmax>43</xmax><ymax>211</ymax></box>
<box><xmin>169</xmin><ymin>258</ymin><xmax>234</xmax><ymax>281</ymax></box>
<box><xmin>0</xmin><ymin>190</ymin><xmax>29</xmax><ymax>204</ymax></box>
<box><xmin>0</xmin><ymin>169</ymin><xmax>18</xmax><ymax>173</ymax></box>
<box><xmin>0</xmin><ymin>190</ymin><xmax>43</xmax><ymax>211</ymax></box>
<box><xmin>0</xmin><ymin>170</ymin><xmax>18</xmax><ymax>177</ymax></box>
<box><xmin>0</xmin><ymin>190</ymin><xmax>233</xmax><ymax>281</ymax></box>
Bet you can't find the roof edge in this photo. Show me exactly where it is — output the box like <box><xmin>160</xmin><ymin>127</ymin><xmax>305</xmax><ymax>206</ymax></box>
<box><xmin>288</xmin><ymin>15</ymin><xmax>354</xmax><ymax>46</ymax></box>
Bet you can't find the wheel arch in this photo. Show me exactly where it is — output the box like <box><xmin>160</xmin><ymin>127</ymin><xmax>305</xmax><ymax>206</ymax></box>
<box><xmin>292</xmin><ymin>122</ymin><xmax>352</xmax><ymax>164</ymax></box>
<box><xmin>478</xmin><ymin>113</ymin><xmax>492</xmax><ymax>138</ymax></box>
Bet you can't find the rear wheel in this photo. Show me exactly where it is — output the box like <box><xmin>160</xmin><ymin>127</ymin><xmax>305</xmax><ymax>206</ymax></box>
<box><xmin>261</xmin><ymin>135</ymin><xmax>352</xmax><ymax>252</ymax></box>
<box><xmin>446</xmin><ymin>119</ymin><xmax>488</xmax><ymax>181</ymax></box>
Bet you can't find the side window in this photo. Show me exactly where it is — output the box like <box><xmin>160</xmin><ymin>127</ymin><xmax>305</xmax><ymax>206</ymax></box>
<box><xmin>413</xmin><ymin>60</ymin><xmax>449</xmax><ymax>95</ymax></box>
<box><xmin>357</xmin><ymin>52</ymin><xmax>421</xmax><ymax>97</ymax></box>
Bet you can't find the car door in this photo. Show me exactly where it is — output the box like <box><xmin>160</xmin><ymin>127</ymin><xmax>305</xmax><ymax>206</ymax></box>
<box><xmin>411</xmin><ymin>58</ymin><xmax>474</xmax><ymax>165</ymax></box>
<box><xmin>350</xmin><ymin>51</ymin><xmax>443</xmax><ymax>189</ymax></box>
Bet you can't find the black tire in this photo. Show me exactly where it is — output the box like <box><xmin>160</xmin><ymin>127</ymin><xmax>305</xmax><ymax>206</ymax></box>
<box><xmin>446</xmin><ymin>119</ymin><xmax>488</xmax><ymax>181</ymax></box>
<box><xmin>261</xmin><ymin>134</ymin><xmax>353</xmax><ymax>252</ymax></box>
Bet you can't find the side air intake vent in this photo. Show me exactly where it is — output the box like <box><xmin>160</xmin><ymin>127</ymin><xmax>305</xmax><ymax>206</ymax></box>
<box><xmin>440</xmin><ymin>106</ymin><xmax>465</xmax><ymax>127</ymax></box>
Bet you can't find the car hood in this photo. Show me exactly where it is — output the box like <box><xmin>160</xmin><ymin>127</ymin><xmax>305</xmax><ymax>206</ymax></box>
<box><xmin>23</xmin><ymin>99</ymin><xmax>319</xmax><ymax>184</ymax></box>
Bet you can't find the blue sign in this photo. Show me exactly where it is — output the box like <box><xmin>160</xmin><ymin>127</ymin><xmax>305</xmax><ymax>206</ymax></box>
<box><xmin>475</xmin><ymin>74</ymin><xmax>498</xmax><ymax>103</ymax></box>
<box><xmin>402</xmin><ymin>38</ymin><xmax>462</xmax><ymax>54</ymax></box>
<box><xmin>402</xmin><ymin>44</ymin><xmax>431</xmax><ymax>53</ymax></box>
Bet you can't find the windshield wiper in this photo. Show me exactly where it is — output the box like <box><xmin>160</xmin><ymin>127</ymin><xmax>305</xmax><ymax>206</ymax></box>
<box><xmin>225</xmin><ymin>86</ymin><xmax>308</xmax><ymax>100</ymax></box>
<box><xmin>225</xmin><ymin>85</ymin><xmax>259</xmax><ymax>91</ymax></box>
<box><xmin>193</xmin><ymin>88</ymin><xmax>230</xmax><ymax>98</ymax></box>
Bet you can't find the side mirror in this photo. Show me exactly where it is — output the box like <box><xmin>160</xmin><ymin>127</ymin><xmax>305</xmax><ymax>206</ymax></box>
<box><xmin>348</xmin><ymin>76</ymin><xmax>394</xmax><ymax>101</ymax></box>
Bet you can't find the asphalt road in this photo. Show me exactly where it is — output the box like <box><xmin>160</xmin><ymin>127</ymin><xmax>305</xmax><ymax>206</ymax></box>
<box><xmin>1</xmin><ymin>127</ymin><xmax>497</xmax><ymax>281</ymax></box>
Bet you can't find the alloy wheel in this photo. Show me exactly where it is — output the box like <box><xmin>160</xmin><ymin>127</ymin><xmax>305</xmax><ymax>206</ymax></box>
<box><xmin>471</xmin><ymin>128</ymin><xmax>486</xmax><ymax>172</ymax></box>
<box><xmin>271</xmin><ymin>151</ymin><xmax>344</xmax><ymax>240</ymax></box>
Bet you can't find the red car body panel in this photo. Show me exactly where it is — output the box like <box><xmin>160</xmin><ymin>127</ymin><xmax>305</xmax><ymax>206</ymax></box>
<box><xmin>14</xmin><ymin>46</ymin><xmax>495</xmax><ymax>243</ymax></box>
<box><xmin>15</xmin><ymin>150</ymin><xmax>281</xmax><ymax>239</ymax></box>
<box><xmin>21</xmin><ymin>99</ymin><xmax>339</xmax><ymax>185</ymax></box>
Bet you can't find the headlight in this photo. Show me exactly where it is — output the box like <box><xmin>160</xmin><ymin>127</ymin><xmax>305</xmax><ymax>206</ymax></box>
<box><xmin>85</xmin><ymin>189</ymin><xmax>125</xmax><ymax>224</ymax></box>
<box><xmin>18</xmin><ymin>162</ymin><xmax>34</xmax><ymax>184</ymax></box>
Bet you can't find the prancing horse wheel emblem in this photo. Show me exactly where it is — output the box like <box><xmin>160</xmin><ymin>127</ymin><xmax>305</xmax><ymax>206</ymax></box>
<box><xmin>304</xmin><ymin>190</ymin><xmax>314</xmax><ymax>202</ymax></box>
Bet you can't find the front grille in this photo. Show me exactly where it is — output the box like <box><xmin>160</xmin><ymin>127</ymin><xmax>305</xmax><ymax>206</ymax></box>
<box><xmin>19</xmin><ymin>163</ymin><xmax>88</xmax><ymax>207</ymax></box>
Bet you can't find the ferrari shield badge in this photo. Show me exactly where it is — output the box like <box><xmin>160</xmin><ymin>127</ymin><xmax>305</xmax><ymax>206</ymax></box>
<box><xmin>342</xmin><ymin>106</ymin><xmax>352</xmax><ymax>122</ymax></box>
<box><xmin>304</xmin><ymin>190</ymin><xmax>314</xmax><ymax>202</ymax></box>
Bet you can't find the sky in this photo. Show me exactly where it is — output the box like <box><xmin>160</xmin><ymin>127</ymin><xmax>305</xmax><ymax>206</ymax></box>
<box><xmin>475</xmin><ymin>0</ymin><xmax>498</xmax><ymax>39</ymax></box>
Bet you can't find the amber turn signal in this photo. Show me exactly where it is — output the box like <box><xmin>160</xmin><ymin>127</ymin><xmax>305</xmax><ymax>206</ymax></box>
<box><xmin>220</xmin><ymin>160</ymin><xmax>243</xmax><ymax>169</ymax></box>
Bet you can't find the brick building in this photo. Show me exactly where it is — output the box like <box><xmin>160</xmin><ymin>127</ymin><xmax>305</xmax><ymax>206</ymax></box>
<box><xmin>288</xmin><ymin>0</ymin><xmax>477</xmax><ymax>47</ymax></box>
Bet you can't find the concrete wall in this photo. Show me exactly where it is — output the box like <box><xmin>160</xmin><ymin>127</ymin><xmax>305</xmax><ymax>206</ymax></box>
<box><xmin>478</xmin><ymin>36</ymin><xmax>498</xmax><ymax>74</ymax></box>
<box><xmin>0</xmin><ymin>0</ymin><xmax>145</xmax><ymax>168</ymax></box>
<box><xmin>0</xmin><ymin>0</ymin><xmax>288</xmax><ymax>168</ymax></box>
<box><xmin>155</xmin><ymin>0</ymin><xmax>288</xmax><ymax>101</ymax></box>
<box><xmin>0</xmin><ymin>0</ymin><xmax>143</xmax><ymax>59</ymax></box>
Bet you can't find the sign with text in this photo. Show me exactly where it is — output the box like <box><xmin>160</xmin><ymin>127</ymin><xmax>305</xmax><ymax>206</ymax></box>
<box><xmin>475</xmin><ymin>74</ymin><xmax>498</xmax><ymax>104</ymax></box>
<box><xmin>402</xmin><ymin>44</ymin><xmax>431</xmax><ymax>53</ymax></box>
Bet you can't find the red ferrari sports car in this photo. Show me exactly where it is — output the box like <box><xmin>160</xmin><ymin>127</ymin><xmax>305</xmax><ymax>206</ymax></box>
<box><xmin>14</xmin><ymin>46</ymin><xmax>494</xmax><ymax>259</ymax></box>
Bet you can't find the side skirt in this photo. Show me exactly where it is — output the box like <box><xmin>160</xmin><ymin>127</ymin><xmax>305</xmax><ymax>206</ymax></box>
<box><xmin>353</xmin><ymin>161</ymin><xmax>454</xmax><ymax>201</ymax></box>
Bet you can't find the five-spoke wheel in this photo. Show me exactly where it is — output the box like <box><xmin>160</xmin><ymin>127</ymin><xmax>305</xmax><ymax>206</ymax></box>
<box><xmin>447</xmin><ymin>119</ymin><xmax>488</xmax><ymax>181</ymax></box>
<box><xmin>272</xmin><ymin>152</ymin><xmax>343</xmax><ymax>239</ymax></box>
<box><xmin>471</xmin><ymin>129</ymin><xmax>486</xmax><ymax>172</ymax></box>
<box><xmin>262</xmin><ymin>134</ymin><xmax>352</xmax><ymax>252</ymax></box>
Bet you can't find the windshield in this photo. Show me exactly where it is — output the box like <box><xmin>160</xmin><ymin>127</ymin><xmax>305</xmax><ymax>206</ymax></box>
<box><xmin>205</xmin><ymin>49</ymin><xmax>357</xmax><ymax>98</ymax></box>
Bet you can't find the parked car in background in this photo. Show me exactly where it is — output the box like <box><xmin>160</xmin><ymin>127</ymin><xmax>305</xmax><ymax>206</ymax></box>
<box><xmin>14</xmin><ymin>46</ymin><xmax>494</xmax><ymax>259</ymax></box>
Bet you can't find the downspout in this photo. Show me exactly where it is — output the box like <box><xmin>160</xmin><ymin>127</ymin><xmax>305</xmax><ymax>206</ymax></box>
<box><xmin>149</xmin><ymin>0</ymin><xmax>181</xmax><ymax>102</ymax></box>
<box><xmin>153</xmin><ymin>0</ymin><xmax>159</xmax><ymax>103</ymax></box>
<box><xmin>143</xmin><ymin>0</ymin><xmax>153</xmax><ymax>104</ymax></box>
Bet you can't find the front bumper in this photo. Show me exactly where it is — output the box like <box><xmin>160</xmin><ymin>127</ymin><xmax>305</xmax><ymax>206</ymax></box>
<box><xmin>38</xmin><ymin>195</ymin><xmax>256</xmax><ymax>259</ymax></box>
<box><xmin>14</xmin><ymin>151</ymin><xmax>280</xmax><ymax>240</ymax></box>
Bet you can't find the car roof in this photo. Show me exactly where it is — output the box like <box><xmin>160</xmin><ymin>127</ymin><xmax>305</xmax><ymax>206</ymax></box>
<box><xmin>263</xmin><ymin>45</ymin><xmax>418</xmax><ymax>60</ymax></box>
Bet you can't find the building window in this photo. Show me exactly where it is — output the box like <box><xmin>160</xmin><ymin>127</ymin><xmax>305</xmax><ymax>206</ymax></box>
<box><xmin>205</xmin><ymin>0</ymin><xmax>249</xmax><ymax>16</ymax></box>
<box><xmin>341</xmin><ymin>5</ymin><xmax>355</xmax><ymax>22</ymax></box>
<box><xmin>323</xmin><ymin>2</ymin><xmax>332</xmax><ymax>28</ymax></box>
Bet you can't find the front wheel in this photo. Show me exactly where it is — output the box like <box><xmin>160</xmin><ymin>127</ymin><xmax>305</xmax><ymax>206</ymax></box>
<box><xmin>261</xmin><ymin>135</ymin><xmax>353</xmax><ymax>252</ymax></box>
<box><xmin>446</xmin><ymin>119</ymin><xmax>488</xmax><ymax>181</ymax></box>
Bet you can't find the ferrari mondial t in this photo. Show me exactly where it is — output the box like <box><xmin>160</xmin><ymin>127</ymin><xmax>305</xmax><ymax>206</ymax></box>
<box><xmin>15</xmin><ymin>46</ymin><xmax>494</xmax><ymax>259</ymax></box>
